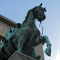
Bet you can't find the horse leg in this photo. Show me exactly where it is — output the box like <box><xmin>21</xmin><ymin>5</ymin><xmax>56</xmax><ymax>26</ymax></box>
<box><xmin>43</xmin><ymin>35</ymin><xmax>51</xmax><ymax>56</ymax></box>
<box><xmin>17</xmin><ymin>39</ymin><xmax>23</xmax><ymax>53</ymax></box>
<box><xmin>17</xmin><ymin>36</ymin><xmax>26</xmax><ymax>53</ymax></box>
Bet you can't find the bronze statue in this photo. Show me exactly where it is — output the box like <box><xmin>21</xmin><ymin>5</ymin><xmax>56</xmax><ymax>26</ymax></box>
<box><xmin>0</xmin><ymin>3</ymin><xmax>51</xmax><ymax>60</ymax></box>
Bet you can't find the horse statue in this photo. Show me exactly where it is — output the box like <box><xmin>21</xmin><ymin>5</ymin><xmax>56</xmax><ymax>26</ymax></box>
<box><xmin>0</xmin><ymin>3</ymin><xmax>51</xmax><ymax>60</ymax></box>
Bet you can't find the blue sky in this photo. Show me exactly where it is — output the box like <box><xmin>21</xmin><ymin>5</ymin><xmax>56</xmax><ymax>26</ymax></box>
<box><xmin>0</xmin><ymin>0</ymin><xmax>60</xmax><ymax>60</ymax></box>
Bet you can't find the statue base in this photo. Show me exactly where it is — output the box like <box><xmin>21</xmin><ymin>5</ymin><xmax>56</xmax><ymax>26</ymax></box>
<box><xmin>8</xmin><ymin>51</ymin><xmax>36</xmax><ymax>60</ymax></box>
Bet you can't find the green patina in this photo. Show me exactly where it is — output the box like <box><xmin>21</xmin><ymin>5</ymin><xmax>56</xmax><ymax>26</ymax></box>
<box><xmin>0</xmin><ymin>3</ymin><xmax>51</xmax><ymax>60</ymax></box>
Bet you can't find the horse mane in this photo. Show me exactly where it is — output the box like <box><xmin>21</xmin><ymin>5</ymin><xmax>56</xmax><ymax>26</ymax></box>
<box><xmin>22</xmin><ymin>6</ymin><xmax>37</xmax><ymax>24</ymax></box>
<box><xmin>25</xmin><ymin>6</ymin><xmax>37</xmax><ymax>20</ymax></box>
<box><xmin>25</xmin><ymin>9</ymin><xmax>32</xmax><ymax>20</ymax></box>
<box><xmin>22</xmin><ymin>9</ymin><xmax>34</xmax><ymax>24</ymax></box>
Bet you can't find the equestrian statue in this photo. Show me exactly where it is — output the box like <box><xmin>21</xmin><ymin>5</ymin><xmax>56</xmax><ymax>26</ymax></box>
<box><xmin>0</xmin><ymin>3</ymin><xmax>51</xmax><ymax>60</ymax></box>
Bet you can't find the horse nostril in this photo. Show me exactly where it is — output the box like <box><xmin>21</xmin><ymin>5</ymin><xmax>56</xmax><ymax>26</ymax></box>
<box><xmin>45</xmin><ymin>16</ymin><xmax>46</xmax><ymax>18</ymax></box>
<box><xmin>43</xmin><ymin>15</ymin><xmax>46</xmax><ymax>18</ymax></box>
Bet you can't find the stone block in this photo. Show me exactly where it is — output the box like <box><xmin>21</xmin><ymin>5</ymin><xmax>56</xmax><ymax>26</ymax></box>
<box><xmin>8</xmin><ymin>51</ymin><xmax>36</xmax><ymax>60</ymax></box>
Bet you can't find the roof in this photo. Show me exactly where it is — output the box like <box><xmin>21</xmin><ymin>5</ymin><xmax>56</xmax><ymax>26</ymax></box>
<box><xmin>0</xmin><ymin>14</ymin><xmax>16</xmax><ymax>27</ymax></box>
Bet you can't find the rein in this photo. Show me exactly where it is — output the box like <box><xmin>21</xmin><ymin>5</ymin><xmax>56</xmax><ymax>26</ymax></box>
<box><xmin>39</xmin><ymin>22</ymin><xmax>44</xmax><ymax>36</ymax></box>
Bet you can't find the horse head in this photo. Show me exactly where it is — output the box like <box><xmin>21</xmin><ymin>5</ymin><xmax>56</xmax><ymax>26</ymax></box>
<box><xmin>33</xmin><ymin>3</ymin><xmax>46</xmax><ymax>22</ymax></box>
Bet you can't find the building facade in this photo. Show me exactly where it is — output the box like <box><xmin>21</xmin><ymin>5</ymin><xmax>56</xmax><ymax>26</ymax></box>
<box><xmin>0</xmin><ymin>14</ymin><xmax>44</xmax><ymax>60</ymax></box>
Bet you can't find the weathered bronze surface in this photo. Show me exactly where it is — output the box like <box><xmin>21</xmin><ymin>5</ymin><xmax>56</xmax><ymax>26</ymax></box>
<box><xmin>0</xmin><ymin>3</ymin><xmax>51</xmax><ymax>60</ymax></box>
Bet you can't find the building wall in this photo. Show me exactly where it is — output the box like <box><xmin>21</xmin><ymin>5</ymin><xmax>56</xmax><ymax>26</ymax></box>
<box><xmin>0</xmin><ymin>21</ymin><xmax>11</xmax><ymax>37</ymax></box>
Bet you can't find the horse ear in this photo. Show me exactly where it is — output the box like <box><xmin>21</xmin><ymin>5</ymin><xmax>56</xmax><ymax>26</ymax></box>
<box><xmin>40</xmin><ymin>3</ymin><xmax>42</xmax><ymax>7</ymax></box>
<box><xmin>44</xmin><ymin>8</ymin><xmax>47</xmax><ymax>12</ymax></box>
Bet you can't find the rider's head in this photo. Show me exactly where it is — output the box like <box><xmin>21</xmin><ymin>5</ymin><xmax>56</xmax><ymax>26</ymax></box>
<box><xmin>16</xmin><ymin>23</ymin><xmax>21</xmax><ymax>28</ymax></box>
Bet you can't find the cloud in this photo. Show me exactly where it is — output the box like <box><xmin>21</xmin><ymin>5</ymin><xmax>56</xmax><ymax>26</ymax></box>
<box><xmin>55</xmin><ymin>50</ymin><xmax>60</xmax><ymax>60</ymax></box>
<box><xmin>51</xmin><ymin>50</ymin><xmax>60</xmax><ymax>60</ymax></box>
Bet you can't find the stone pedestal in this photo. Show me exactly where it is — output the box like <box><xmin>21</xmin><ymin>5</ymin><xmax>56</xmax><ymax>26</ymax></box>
<box><xmin>8</xmin><ymin>51</ymin><xmax>36</xmax><ymax>60</ymax></box>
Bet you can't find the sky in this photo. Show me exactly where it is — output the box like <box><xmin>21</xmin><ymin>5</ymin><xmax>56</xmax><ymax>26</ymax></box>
<box><xmin>0</xmin><ymin>0</ymin><xmax>60</xmax><ymax>60</ymax></box>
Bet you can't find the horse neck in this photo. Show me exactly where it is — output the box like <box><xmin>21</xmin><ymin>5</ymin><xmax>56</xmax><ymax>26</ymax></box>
<box><xmin>22</xmin><ymin>10</ymin><xmax>36</xmax><ymax>28</ymax></box>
